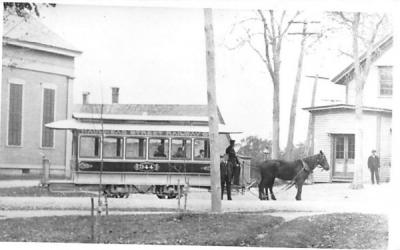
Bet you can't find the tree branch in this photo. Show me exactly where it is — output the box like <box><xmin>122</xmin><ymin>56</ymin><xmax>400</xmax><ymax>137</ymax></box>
<box><xmin>243</xmin><ymin>28</ymin><xmax>274</xmax><ymax>77</ymax></box>
<box><xmin>280</xmin><ymin>11</ymin><xmax>301</xmax><ymax>37</ymax></box>
<box><xmin>257</xmin><ymin>9</ymin><xmax>274</xmax><ymax>75</ymax></box>
<box><xmin>338</xmin><ymin>12</ymin><xmax>353</xmax><ymax>23</ymax></box>
<box><xmin>223</xmin><ymin>38</ymin><xmax>246</xmax><ymax>51</ymax></box>
<box><xmin>228</xmin><ymin>17</ymin><xmax>261</xmax><ymax>34</ymax></box>
<box><xmin>269</xmin><ymin>10</ymin><xmax>277</xmax><ymax>39</ymax></box>
<box><xmin>257</xmin><ymin>10</ymin><xmax>273</xmax><ymax>39</ymax></box>
<box><xmin>361</xmin><ymin>15</ymin><xmax>386</xmax><ymax>82</ymax></box>
<box><xmin>279</xmin><ymin>10</ymin><xmax>286</xmax><ymax>33</ymax></box>
<box><xmin>339</xmin><ymin>49</ymin><xmax>354</xmax><ymax>58</ymax></box>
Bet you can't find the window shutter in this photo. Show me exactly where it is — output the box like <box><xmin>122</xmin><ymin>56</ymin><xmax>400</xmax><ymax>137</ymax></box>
<box><xmin>8</xmin><ymin>84</ymin><xmax>23</xmax><ymax>146</ymax></box>
<box><xmin>42</xmin><ymin>88</ymin><xmax>55</xmax><ymax>147</ymax></box>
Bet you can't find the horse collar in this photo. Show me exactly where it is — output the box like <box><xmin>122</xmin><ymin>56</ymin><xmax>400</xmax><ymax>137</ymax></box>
<box><xmin>301</xmin><ymin>159</ymin><xmax>312</xmax><ymax>173</ymax></box>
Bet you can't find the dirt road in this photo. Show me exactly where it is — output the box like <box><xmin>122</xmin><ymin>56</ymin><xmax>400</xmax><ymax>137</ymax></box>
<box><xmin>0</xmin><ymin>183</ymin><xmax>391</xmax><ymax>219</ymax></box>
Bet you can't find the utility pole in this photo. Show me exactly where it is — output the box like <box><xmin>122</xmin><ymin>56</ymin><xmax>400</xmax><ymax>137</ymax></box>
<box><xmin>204</xmin><ymin>8</ymin><xmax>221</xmax><ymax>212</ymax></box>
<box><xmin>285</xmin><ymin>21</ymin><xmax>320</xmax><ymax>160</ymax></box>
<box><xmin>304</xmin><ymin>75</ymin><xmax>329</xmax><ymax>156</ymax></box>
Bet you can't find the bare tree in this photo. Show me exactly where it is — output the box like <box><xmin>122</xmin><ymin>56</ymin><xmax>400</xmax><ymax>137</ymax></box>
<box><xmin>3</xmin><ymin>2</ymin><xmax>55</xmax><ymax>20</ymax></box>
<box><xmin>284</xmin><ymin>21</ymin><xmax>321</xmax><ymax>160</ymax></box>
<box><xmin>331</xmin><ymin>12</ymin><xmax>388</xmax><ymax>189</ymax></box>
<box><xmin>227</xmin><ymin>10</ymin><xmax>300</xmax><ymax>159</ymax></box>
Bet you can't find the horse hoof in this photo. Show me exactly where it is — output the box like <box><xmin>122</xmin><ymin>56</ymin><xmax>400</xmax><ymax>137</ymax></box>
<box><xmin>272</xmin><ymin>197</ymin><xmax>276</xmax><ymax>200</ymax></box>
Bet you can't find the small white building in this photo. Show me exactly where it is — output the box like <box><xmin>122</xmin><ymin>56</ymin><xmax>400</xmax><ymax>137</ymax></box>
<box><xmin>304</xmin><ymin>36</ymin><xmax>392</xmax><ymax>183</ymax></box>
<box><xmin>1</xmin><ymin>15</ymin><xmax>81</xmax><ymax>177</ymax></box>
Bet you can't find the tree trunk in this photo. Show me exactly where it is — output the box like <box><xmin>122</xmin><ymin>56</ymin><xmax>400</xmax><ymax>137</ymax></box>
<box><xmin>350</xmin><ymin>13</ymin><xmax>364</xmax><ymax>189</ymax></box>
<box><xmin>286</xmin><ymin>25</ymin><xmax>307</xmax><ymax>160</ymax></box>
<box><xmin>304</xmin><ymin>75</ymin><xmax>319</xmax><ymax>156</ymax></box>
<box><xmin>204</xmin><ymin>8</ymin><xmax>222</xmax><ymax>211</ymax></box>
<box><xmin>271</xmin><ymin>78</ymin><xmax>280</xmax><ymax>160</ymax></box>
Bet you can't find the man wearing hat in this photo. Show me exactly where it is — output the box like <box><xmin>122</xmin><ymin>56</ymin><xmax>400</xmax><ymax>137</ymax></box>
<box><xmin>220</xmin><ymin>154</ymin><xmax>232</xmax><ymax>200</ymax></box>
<box><xmin>226</xmin><ymin>140</ymin><xmax>240</xmax><ymax>186</ymax></box>
<box><xmin>368</xmin><ymin>150</ymin><xmax>380</xmax><ymax>184</ymax></box>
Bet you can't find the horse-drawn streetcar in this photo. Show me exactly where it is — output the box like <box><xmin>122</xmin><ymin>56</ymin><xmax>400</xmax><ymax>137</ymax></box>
<box><xmin>44</xmin><ymin>104</ymin><xmax>250</xmax><ymax>198</ymax></box>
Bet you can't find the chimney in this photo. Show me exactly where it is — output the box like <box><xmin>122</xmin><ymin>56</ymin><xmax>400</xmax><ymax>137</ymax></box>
<box><xmin>111</xmin><ymin>87</ymin><xmax>119</xmax><ymax>104</ymax></box>
<box><xmin>82</xmin><ymin>91</ymin><xmax>90</xmax><ymax>104</ymax></box>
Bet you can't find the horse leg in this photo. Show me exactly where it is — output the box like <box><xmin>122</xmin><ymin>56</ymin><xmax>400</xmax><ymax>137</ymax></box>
<box><xmin>221</xmin><ymin>179</ymin><xmax>225</xmax><ymax>200</ymax></box>
<box><xmin>258</xmin><ymin>182</ymin><xmax>264</xmax><ymax>200</ymax></box>
<box><xmin>295</xmin><ymin>181</ymin><xmax>305</xmax><ymax>200</ymax></box>
<box><xmin>269</xmin><ymin>178</ymin><xmax>276</xmax><ymax>200</ymax></box>
<box><xmin>258</xmin><ymin>175</ymin><xmax>265</xmax><ymax>200</ymax></box>
<box><xmin>258</xmin><ymin>179</ymin><xmax>269</xmax><ymax>200</ymax></box>
<box><xmin>263</xmin><ymin>179</ymin><xmax>270</xmax><ymax>200</ymax></box>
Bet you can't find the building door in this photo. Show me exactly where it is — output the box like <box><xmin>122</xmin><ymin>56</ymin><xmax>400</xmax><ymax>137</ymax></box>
<box><xmin>333</xmin><ymin>134</ymin><xmax>355</xmax><ymax>180</ymax></box>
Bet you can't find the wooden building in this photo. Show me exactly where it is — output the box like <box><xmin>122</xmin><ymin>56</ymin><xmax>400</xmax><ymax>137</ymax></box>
<box><xmin>0</xmin><ymin>15</ymin><xmax>81</xmax><ymax>176</ymax></box>
<box><xmin>304</xmin><ymin>36</ymin><xmax>392</xmax><ymax>183</ymax></box>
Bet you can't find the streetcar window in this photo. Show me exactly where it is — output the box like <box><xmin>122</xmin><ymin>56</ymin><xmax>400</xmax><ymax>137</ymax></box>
<box><xmin>194</xmin><ymin>139</ymin><xmax>210</xmax><ymax>160</ymax></box>
<box><xmin>171</xmin><ymin>139</ymin><xmax>192</xmax><ymax>160</ymax></box>
<box><xmin>103</xmin><ymin>137</ymin><xmax>123</xmax><ymax>158</ymax></box>
<box><xmin>79</xmin><ymin>136</ymin><xmax>100</xmax><ymax>158</ymax></box>
<box><xmin>126</xmin><ymin>138</ymin><xmax>147</xmax><ymax>159</ymax></box>
<box><xmin>149</xmin><ymin>138</ymin><xmax>169</xmax><ymax>159</ymax></box>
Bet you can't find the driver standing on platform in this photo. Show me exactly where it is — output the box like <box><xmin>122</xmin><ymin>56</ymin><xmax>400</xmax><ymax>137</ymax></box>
<box><xmin>225</xmin><ymin>139</ymin><xmax>240</xmax><ymax>186</ymax></box>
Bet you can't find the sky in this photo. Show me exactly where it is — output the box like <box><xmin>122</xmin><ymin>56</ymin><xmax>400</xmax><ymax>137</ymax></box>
<box><xmin>36</xmin><ymin>4</ymin><xmax>359</xmax><ymax>146</ymax></box>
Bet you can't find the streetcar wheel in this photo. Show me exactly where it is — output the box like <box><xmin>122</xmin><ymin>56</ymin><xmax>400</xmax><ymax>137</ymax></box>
<box><xmin>156</xmin><ymin>194</ymin><xmax>166</xmax><ymax>199</ymax></box>
<box><xmin>167</xmin><ymin>194</ymin><xmax>177</xmax><ymax>199</ymax></box>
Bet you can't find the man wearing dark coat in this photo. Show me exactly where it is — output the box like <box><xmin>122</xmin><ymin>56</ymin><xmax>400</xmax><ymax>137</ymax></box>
<box><xmin>220</xmin><ymin>154</ymin><xmax>233</xmax><ymax>200</ymax></box>
<box><xmin>368</xmin><ymin>150</ymin><xmax>380</xmax><ymax>184</ymax></box>
<box><xmin>226</xmin><ymin>140</ymin><xmax>240</xmax><ymax>185</ymax></box>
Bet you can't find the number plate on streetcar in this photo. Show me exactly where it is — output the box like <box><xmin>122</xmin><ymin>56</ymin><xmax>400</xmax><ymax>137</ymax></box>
<box><xmin>134</xmin><ymin>163</ymin><xmax>160</xmax><ymax>172</ymax></box>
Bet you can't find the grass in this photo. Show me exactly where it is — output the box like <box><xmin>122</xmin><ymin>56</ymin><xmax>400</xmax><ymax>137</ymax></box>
<box><xmin>256</xmin><ymin>213</ymin><xmax>388</xmax><ymax>249</ymax></box>
<box><xmin>0</xmin><ymin>176</ymin><xmax>41</xmax><ymax>180</ymax></box>
<box><xmin>0</xmin><ymin>186</ymin><xmax>93</xmax><ymax>197</ymax></box>
<box><xmin>0</xmin><ymin>212</ymin><xmax>388</xmax><ymax>248</ymax></box>
<box><xmin>0</xmin><ymin>175</ymin><xmax>66</xmax><ymax>180</ymax></box>
<box><xmin>0</xmin><ymin>213</ymin><xmax>283</xmax><ymax>245</ymax></box>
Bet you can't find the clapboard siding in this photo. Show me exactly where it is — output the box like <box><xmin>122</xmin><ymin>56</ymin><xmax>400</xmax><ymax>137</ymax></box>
<box><xmin>346</xmin><ymin>51</ymin><xmax>392</xmax><ymax>109</ymax></box>
<box><xmin>311</xmin><ymin>109</ymin><xmax>390</xmax><ymax>183</ymax></box>
<box><xmin>379</xmin><ymin>114</ymin><xmax>392</xmax><ymax>181</ymax></box>
<box><xmin>1</xmin><ymin>17</ymin><xmax>80</xmax><ymax>176</ymax></box>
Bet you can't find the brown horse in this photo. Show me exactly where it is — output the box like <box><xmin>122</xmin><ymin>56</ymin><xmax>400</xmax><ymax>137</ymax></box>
<box><xmin>258</xmin><ymin>151</ymin><xmax>330</xmax><ymax>201</ymax></box>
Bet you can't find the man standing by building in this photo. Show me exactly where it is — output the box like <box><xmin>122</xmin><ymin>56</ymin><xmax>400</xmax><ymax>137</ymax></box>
<box><xmin>226</xmin><ymin>140</ymin><xmax>240</xmax><ymax>186</ymax></box>
<box><xmin>368</xmin><ymin>150</ymin><xmax>380</xmax><ymax>184</ymax></box>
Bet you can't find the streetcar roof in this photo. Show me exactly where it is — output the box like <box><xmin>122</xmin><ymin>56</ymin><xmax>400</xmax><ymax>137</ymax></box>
<box><xmin>73</xmin><ymin>112</ymin><xmax>209</xmax><ymax>122</ymax></box>
<box><xmin>74</xmin><ymin>104</ymin><xmax>226</xmax><ymax>124</ymax></box>
<box><xmin>46</xmin><ymin>119</ymin><xmax>242</xmax><ymax>134</ymax></box>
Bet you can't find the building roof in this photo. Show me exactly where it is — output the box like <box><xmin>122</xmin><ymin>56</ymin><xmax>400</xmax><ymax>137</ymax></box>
<box><xmin>73</xmin><ymin>104</ymin><xmax>226</xmax><ymax>124</ymax></box>
<box><xmin>331</xmin><ymin>35</ymin><xmax>393</xmax><ymax>86</ymax></box>
<box><xmin>303</xmin><ymin>104</ymin><xmax>392</xmax><ymax>114</ymax></box>
<box><xmin>3</xmin><ymin>14</ymin><xmax>82</xmax><ymax>57</ymax></box>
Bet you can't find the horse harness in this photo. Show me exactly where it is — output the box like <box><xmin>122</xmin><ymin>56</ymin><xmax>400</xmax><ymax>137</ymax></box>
<box><xmin>282</xmin><ymin>159</ymin><xmax>313</xmax><ymax>191</ymax></box>
<box><xmin>301</xmin><ymin>159</ymin><xmax>312</xmax><ymax>173</ymax></box>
